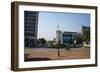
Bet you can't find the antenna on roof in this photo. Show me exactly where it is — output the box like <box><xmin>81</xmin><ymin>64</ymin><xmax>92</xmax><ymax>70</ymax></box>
<box><xmin>57</xmin><ymin>24</ymin><xmax>59</xmax><ymax>31</ymax></box>
<box><xmin>81</xmin><ymin>24</ymin><xmax>83</xmax><ymax>27</ymax></box>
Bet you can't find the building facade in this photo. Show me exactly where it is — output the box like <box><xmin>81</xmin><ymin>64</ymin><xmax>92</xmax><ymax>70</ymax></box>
<box><xmin>55</xmin><ymin>30</ymin><xmax>63</xmax><ymax>45</ymax></box>
<box><xmin>24</xmin><ymin>11</ymin><xmax>39</xmax><ymax>48</ymax></box>
<box><xmin>55</xmin><ymin>31</ymin><xmax>80</xmax><ymax>45</ymax></box>
<box><xmin>62</xmin><ymin>32</ymin><xmax>78</xmax><ymax>45</ymax></box>
<box><xmin>55</xmin><ymin>25</ymin><xmax>90</xmax><ymax>46</ymax></box>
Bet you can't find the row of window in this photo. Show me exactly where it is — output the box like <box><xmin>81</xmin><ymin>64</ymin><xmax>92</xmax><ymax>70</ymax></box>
<box><xmin>24</xmin><ymin>16</ymin><xmax>37</xmax><ymax>19</ymax></box>
<box><xmin>24</xmin><ymin>13</ymin><xmax>37</xmax><ymax>16</ymax></box>
<box><xmin>63</xmin><ymin>36</ymin><xmax>75</xmax><ymax>40</ymax></box>
<box><xmin>24</xmin><ymin>11</ymin><xmax>38</xmax><ymax>14</ymax></box>
<box><xmin>25</xmin><ymin>32</ymin><xmax>36</xmax><ymax>36</ymax></box>
<box><xmin>24</xmin><ymin>18</ymin><xmax>37</xmax><ymax>22</ymax></box>
<box><xmin>24</xmin><ymin>25</ymin><xmax>36</xmax><ymax>28</ymax></box>
<box><xmin>24</xmin><ymin>28</ymin><xmax>36</xmax><ymax>32</ymax></box>
<box><xmin>63</xmin><ymin>34</ymin><xmax>72</xmax><ymax>37</ymax></box>
<box><xmin>24</xmin><ymin>11</ymin><xmax>38</xmax><ymax>15</ymax></box>
<box><xmin>24</xmin><ymin>21</ymin><xmax>36</xmax><ymax>25</ymax></box>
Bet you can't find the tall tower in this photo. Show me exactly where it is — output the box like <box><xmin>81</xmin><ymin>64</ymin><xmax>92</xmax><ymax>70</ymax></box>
<box><xmin>80</xmin><ymin>24</ymin><xmax>83</xmax><ymax>35</ymax></box>
<box><xmin>56</xmin><ymin>24</ymin><xmax>62</xmax><ymax>45</ymax></box>
<box><xmin>24</xmin><ymin>11</ymin><xmax>39</xmax><ymax>48</ymax></box>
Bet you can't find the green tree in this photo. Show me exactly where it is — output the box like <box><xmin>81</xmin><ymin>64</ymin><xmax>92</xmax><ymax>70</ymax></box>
<box><xmin>83</xmin><ymin>30</ymin><xmax>90</xmax><ymax>44</ymax></box>
<box><xmin>76</xmin><ymin>36</ymin><xmax>83</xmax><ymax>44</ymax></box>
<box><xmin>39</xmin><ymin>38</ymin><xmax>47</xmax><ymax>45</ymax></box>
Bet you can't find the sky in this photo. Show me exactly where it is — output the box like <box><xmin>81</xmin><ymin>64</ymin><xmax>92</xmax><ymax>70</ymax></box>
<box><xmin>38</xmin><ymin>11</ymin><xmax>90</xmax><ymax>40</ymax></box>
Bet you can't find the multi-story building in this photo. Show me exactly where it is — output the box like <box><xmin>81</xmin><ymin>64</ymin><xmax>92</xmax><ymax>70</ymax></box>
<box><xmin>62</xmin><ymin>32</ymin><xmax>78</xmax><ymax>45</ymax></box>
<box><xmin>55</xmin><ymin>31</ymin><xmax>80</xmax><ymax>45</ymax></box>
<box><xmin>55</xmin><ymin>25</ymin><xmax>90</xmax><ymax>46</ymax></box>
<box><xmin>56</xmin><ymin>30</ymin><xmax>63</xmax><ymax>45</ymax></box>
<box><xmin>24</xmin><ymin>11</ymin><xmax>39</xmax><ymax>48</ymax></box>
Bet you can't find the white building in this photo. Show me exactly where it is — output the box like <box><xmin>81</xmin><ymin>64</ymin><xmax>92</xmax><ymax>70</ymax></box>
<box><xmin>55</xmin><ymin>30</ymin><xmax>63</xmax><ymax>45</ymax></box>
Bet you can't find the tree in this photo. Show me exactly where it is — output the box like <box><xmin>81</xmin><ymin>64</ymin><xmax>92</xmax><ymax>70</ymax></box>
<box><xmin>76</xmin><ymin>36</ymin><xmax>83</xmax><ymax>44</ymax></box>
<box><xmin>83</xmin><ymin>30</ymin><xmax>90</xmax><ymax>44</ymax></box>
<box><xmin>39</xmin><ymin>38</ymin><xmax>47</xmax><ymax>45</ymax></box>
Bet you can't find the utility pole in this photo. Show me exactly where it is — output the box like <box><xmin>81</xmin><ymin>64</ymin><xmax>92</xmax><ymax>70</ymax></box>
<box><xmin>58</xmin><ymin>39</ymin><xmax>60</xmax><ymax>57</ymax></box>
<box><xmin>58</xmin><ymin>24</ymin><xmax>59</xmax><ymax>31</ymax></box>
<box><xmin>57</xmin><ymin>24</ymin><xmax>60</xmax><ymax>57</ymax></box>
